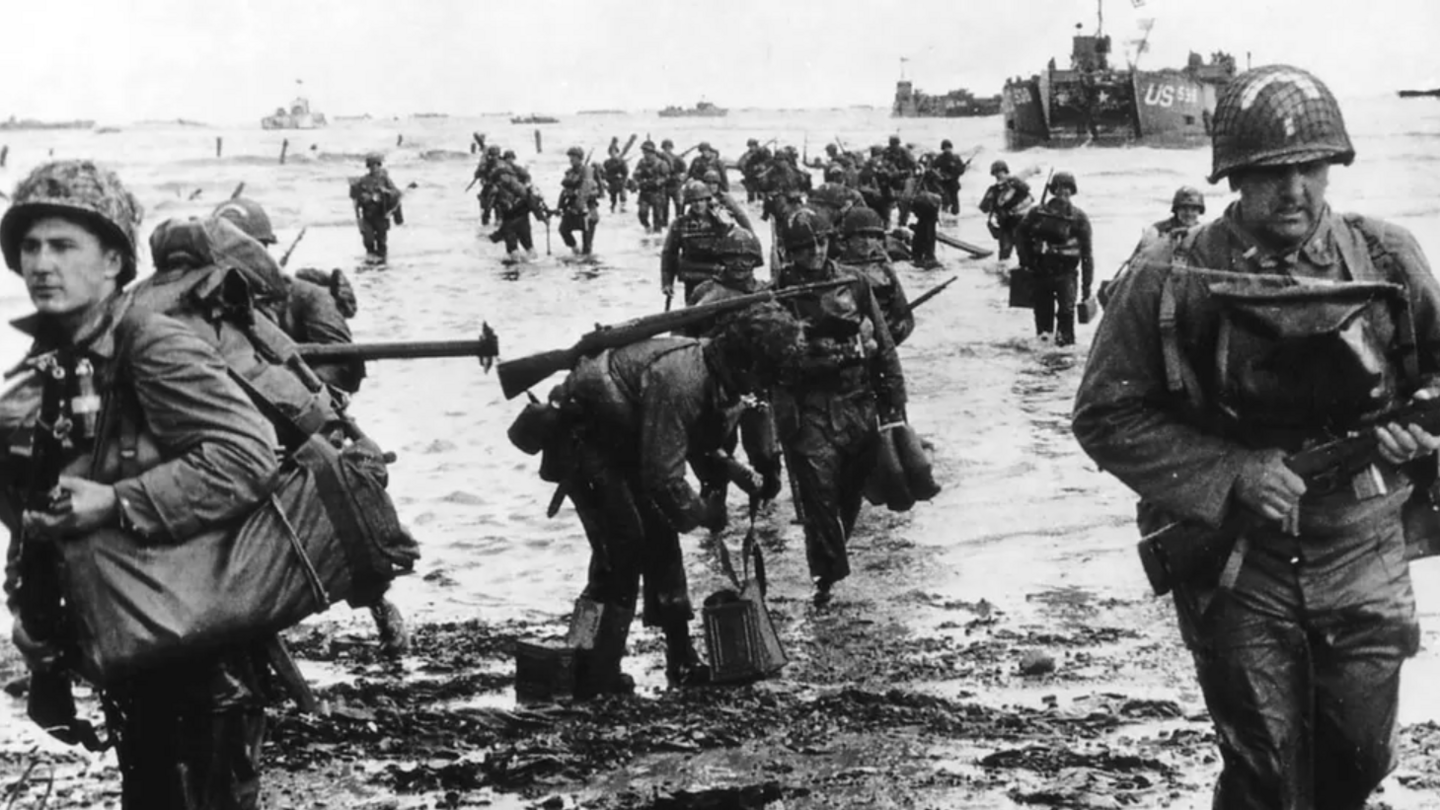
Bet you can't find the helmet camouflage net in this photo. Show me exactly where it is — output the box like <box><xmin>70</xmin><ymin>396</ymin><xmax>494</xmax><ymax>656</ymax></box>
<box><xmin>840</xmin><ymin>206</ymin><xmax>886</xmax><ymax>237</ymax></box>
<box><xmin>1209</xmin><ymin>64</ymin><xmax>1353</xmax><ymax>183</ymax></box>
<box><xmin>718</xmin><ymin>226</ymin><xmax>764</xmax><ymax>265</ymax></box>
<box><xmin>781</xmin><ymin>208</ymin><xmax>832</xmax><ymax>251</ymax></box>
<box><xmin>707</xmin><ymin>300</ymin><xmax>806</xmax><ymax>388</ymax></box>
<box><xmin>1</xmin><ymin>159</ymin><xmax>144</xmax><ymax>286</ymax></box>
<box><xmin>1171</xmin><ymin>186</ymin><xmax>1205</xmax><ymax>214</ymax></box>
<box><xmin>682</xmin><ymin>179</ymin><xmax>714</xmax><ymax>204</ymax></box>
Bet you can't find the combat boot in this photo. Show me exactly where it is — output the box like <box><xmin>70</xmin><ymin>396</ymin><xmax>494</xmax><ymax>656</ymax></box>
<box><xmin>568</xmin><ymin>597</ymin><xmax>635</xmax><ymax>698</ymax></box>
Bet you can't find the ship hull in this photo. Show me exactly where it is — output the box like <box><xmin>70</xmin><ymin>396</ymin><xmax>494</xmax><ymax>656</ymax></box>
<box><xmin>1004</xmin><ymin>69</ymin><xmax>1219</xmax><ymax>150</ymax></box>
<box><xmin>261</xmin><ymin>113</ymin><xmax>327</xmax><ymax>130</ymax></box>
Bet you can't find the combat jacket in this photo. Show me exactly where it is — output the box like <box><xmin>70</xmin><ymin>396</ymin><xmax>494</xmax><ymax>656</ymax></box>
<box><xmin>558</xmin><ymin>164</ymin><xmax>602</xmax><ymax>214</ymax></box>
<box><xmin>844</xmin><ymin>255</ymin><xmax>914</xmax><ymax>346</ymax></box>
<box><xmin>979</xmin><ymin>177</ymin><xmax>1033</xmax><ymax>223</ymax></box>
<box><xmin>2</xmin><ymin>293</ymin><xmax>278</xmax><ymax>703</ymax></box>
<box><xmin>931</xmin><ymin>150</ymin><xmax>967</xmax><ymax>183</ymax></box>
<box><xmin>282</xmin><ymin>277</ymin><xmax>365</xmax><ymax>394</ymax></box>
<box><xmin>1074</xmin><ymin>204</ymin><xmax>1440</xmax><ymax>529</ymax></box>
<box><xmin>661</xmin><ymin>212</ymin><xmax>740</xmax><ymax>288</ymax></box>
<box><xmin>775</xmin><ymin>260</ymin><xmax>907</xmax><ymax>415</ymax></box>
<box><xmin>602</xmin><ymin>156</ymin><xmax>629</xmax><ymax>186</ymax></box>
<box><xmin>663</xmin><ymin>152</ymin><xmax>687</xmax><ymax>188</ymax></box>
<box><xmin>633</xmin><ymin>154</ymin><xmax>670</xmax><ymax>192</ymax></box>
<box><xmin>349</xmin><ymin>172</ymin><xmax>400</xmax><ymax>218</ymax></box>
<box><xmin>687</xmin><ymin>155</ymin><xmax>729</xmax><ymax>191</ymax></box>
<box><xmin>559</xmin><ymin>338</ymin><xmax>739</xmax><ymax>532</ymax></box>
<box><xmin>1015</xmin><ymin>197</ymin><xmax>1094</xmax><ymax>288</ymax></box>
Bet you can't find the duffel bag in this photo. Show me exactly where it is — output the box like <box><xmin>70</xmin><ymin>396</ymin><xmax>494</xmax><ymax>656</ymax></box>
<box><xmin>59</xmin><ymin>433</ymin><xmax>417</xmax><ymax>686</ymax></box>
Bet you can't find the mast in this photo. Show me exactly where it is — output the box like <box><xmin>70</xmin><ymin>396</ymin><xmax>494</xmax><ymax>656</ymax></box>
<box><xmin>1097</xmin><ymin>0</ymin><xmax>1104</xmax><ymax>35</ymax></box>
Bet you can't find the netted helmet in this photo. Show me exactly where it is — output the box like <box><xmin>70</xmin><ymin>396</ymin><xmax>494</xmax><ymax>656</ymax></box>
<box><xmin>1</xmin><ymin>160</ymin><xmax>144</xmax><ymax>286</ymax></box>
<box><xmin>641</xmin><ymin>140</ymin><xmax>656</xmax><ymax>152</ymax></box>
<box><xmin>1208</xmin><ymin>64</ymin><xmax>1354</xmax><ymax>183</ymax></box>
<box><xmin>703</xmin><ymin>170</ymin><xmax>722</xmax><ymax>185</ymax></box>
<box><xmin>213</xmin><ymin>197</ymin><xmax>277</xmax><ymax>245</ymax></box>
<box><xmin>840</xmin><ymin>206</ymin><xmax>887</xmax><ymax>238</ymax></box>
<box><xmin>823</xmin><ymin>165</ymin><xmax>845</xmax><ymax>183</ymax></box>
<box><xmin>683</xmin><ymin>179</ymin><xmax>714</xmax><ymax>204</ymax></box>
<box><xmin>747</xmin><ymin>138</ymin><xmax>759</xmax><ymax>148</ymax></box>
<box><xmin>888</xmin><ymin>135</ymin><xmax>901</xmax><ymax>147</ymax></box>
<box><xmin>781</xmin><ymin>208</ymin><xmax>832</xmax><ymax>251</ymax></box>
<box><xmin>661</xmin><ymin>138</ymin><xmax>675</xmax><ymax>149</ymax></box>
<box><xmin>1048</xmin><ymin>171</ymin><xmax>1078</xmax><ymax>195</ymax></box>
<box><xmin>717</xmin><ymin>226</ymin><xmax>764</xmax><ymax>265</ymax></box>
<box><xmin>365</xmin><ymin>152</ymin><xmax>384</xmax><ymax>167</ymax></box>
<box><xmin>566</xmin><ymin>146</ymin><xmax>584</xmax><ymax>159</ymax></box>
<box><xmin>990</xmin><ymin>159</ymin><xmax>1009</xmax><ymax>175</ymax></box>
<box><xmin>486</xmin><ymin>145</ymin><xmax>501</xmax><ymax>157</ymax></box>
<box><xmin>502</xmin><ymin>149</ymin><xmax>517</xmax><ymax>160</ymax></box>
<box><xmin>941</xmin><ymin>139</ymin><xmax>953</xmax><ymax>150</ymax></box>
<box><xmin>1171</xmin><ymin>186</ymin><xmax>1205</xmax><ymax>214</ymax></box>
<box><xmin>825</xmin><ymin>144</ymin><xmax>839</xmax><ymax>155</ymax></box>
<box><xmin>697</xmin><ymin>141</ymin><xmax>712</xmax><ymax>153</ymax></box>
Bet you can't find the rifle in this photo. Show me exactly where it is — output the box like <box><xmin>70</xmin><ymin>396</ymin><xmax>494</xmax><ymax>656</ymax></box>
<box><xmin>618</xmin><ymin>133</ymin><xmax>638</xmax><ymax>159</ymax></box>
<box><xmin>498</xmin><ymin>278</ymin><xmax>852</xmax><ymax>399</ymax></box>
<box><xmin>230</xmin><ymin>181</ymin><xmax>246</xmax><ymax>200</ymax></box>
<box><xmin>905</xmin><ymin>276</ymin><xmax>958</xmax><ymax>315</ymax></box>
<box><xmin>1138</xmin><ymin>395</ymin><xmax>1440</xmax><ymax>596</ymax></box>
<box><xmin>295</xmin><ymin>323</ymin><xmax>500</xmax><ymax>371</ymax></box>
<box><xmin>16</xmin><ymin>353</ymin><xmax>103</xmax><ymax>751</ymax></box>
<box><xmin>278</xmin><ymin>226</ymin><xmax>308</xmax><ymax>269</ymax></box>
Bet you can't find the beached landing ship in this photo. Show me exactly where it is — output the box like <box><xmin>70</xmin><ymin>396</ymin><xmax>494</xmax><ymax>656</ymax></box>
<box><xmin>1002</xmin><ymin>6</ymin><xmax>1235</xmax><ymax>150</ymax></box>
<box><xmin>892</xmin><ymin>81</ymin><xmax>1001</xmax><ymax>118</ymax></box>
<box><xmin>261</xmin><ymin>97</ymin><xmax>327</xmax><ymax>130</ymax></box>
<box><xmin>658</xmin><ymin>100</ymin><xmax>727</xmax><ymax>118</ymax></box>
<box><xmin>511</xmin><ymin>114</ymin><xmax>559</xmax><ymax>125</ymax></box>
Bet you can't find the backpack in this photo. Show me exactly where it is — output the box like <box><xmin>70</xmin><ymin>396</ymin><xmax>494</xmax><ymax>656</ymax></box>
<box><xmin>58</xmin><ymin>225</ymin><xmax>418</xmax><ymax>684</ymax></box>
<box><xmin>294</xmin><ymin>267</ymin><xmax>359</xmax><ymax>319</ymax></box>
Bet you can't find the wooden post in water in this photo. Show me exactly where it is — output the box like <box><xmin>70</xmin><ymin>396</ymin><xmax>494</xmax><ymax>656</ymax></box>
<box><xmin>534</xmin><ymin>128</ymin><xmax>542</xmax><ymax>154</ymax></box>
<box><xmin>279</xmin><ymin>139</ymin><xmax>289</xmax><ymax>165</ymax></box>
<box><xmin>215</xmin><ymin>137</ymin><xmax>223</xmax><ymax>158</ymax></box>
<box><xmin>0</xmin><ymin>145</ymin><xmax>8</xmax><ymax>167</ymax></box>
<box><xmin>396</xmin><ymin>134</ymin><xmax>404</xmax><ymax>147</ymax></box>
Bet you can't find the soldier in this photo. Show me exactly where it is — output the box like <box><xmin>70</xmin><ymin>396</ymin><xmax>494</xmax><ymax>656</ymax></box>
<box><xmin>979</xmin><ymin>160</ymin><xmax>1034</xmax><ymax>262</ymax></box>
<box><xmin>348</xmin><ymin>152</ymin><xmax>403</xmax><ymax>260</ymax></box>
<box><xmin>661</xmin><ymin>180</ymin><xmax>745</xmax><ymax>305</ymax></box>
<box><xmin>631</xmin><ymin>140</ymin><xmax>671</xmax><ymax>233</ymax></box>
<box><xmin>687</xmin><ymin>142</ymin><xmax>729</xmax><ymax>192</ymax></box>
<box><xmin>557</xmin><ymin>146</ymin><xmax>602</xmax><ymax>257</ymax></box>
<box><xmin>1099</xmin><ymin>186</ymin><xmax>1207</xmax><ymax>306</ymax></box>
<box><xmin>1014</xmin><ymin>171</ymin><xmax>1094</xmax><ymax>346</ymax></box>
<box><xmin>835</xmin><ymin>207</ymin><xmax>914</xmax><ymax>345</ymax></box>
<box><xmin>1</xmin><ymin>160</ymin><xmax>279</xmax><ymax>808</ymax></box>
<box><xmin>1073</xmin><ymin>64</ymin><xmax>1440</xmax><ymax>810</ymax></box>
<box><xmin>907</xmin><ymin>167</ymin><xmax>945</xmax><ymax>270</ymax></box>
<box><xmin>661</xmin><ymin>139</ymin><xmax>688</xmax><ymax>224</ymax></box>
<box><xmin>475</xmin><ymin>144</ymin><xmax>502</xmax><ymax>224</ymax></box>
<box><xmin>534</xmin><ymin>304</ymin><xmax>802</xmax><ymax>691</ymax></box>
<box><xmin>736</xmin><ymin>138</ymin><xmax>772</xmax><ymax>203</ymax></box>
<box><xmin>689</xmin><ymin>226</ymin><xmax>770</xmax><ymax>306</ymax></box>
<box><xmin>930</xmin><ymin>139</ymin><xmax>968</xmax><ymax>215</ymax></box>
<box><xmin>702</xmin><ymin>169</ymin><xmax>753</xmax><ymax>231</ymax></box>
<box><xmin>806</xmin><ymin>166</ymin><xmax>866</xmax><ymax>234</ymax></box>
<box><xmin>772</xmin><ymin>209</ymin><xmax>907</xmax><ymax>606</ymax></box>
<box><xmin>490</xmin><ymin>162</ymin><xmax>542</xmax><ymax>262</ymax></box>
<box><xmin>858</xmin><ymin>145</ymin><xmax>895</xmax><ymax>227</ymax></box>
<box><xmin>602</xmin><ymin>144</ymin><xmax>630</xmax><ymax>213</ymax></box>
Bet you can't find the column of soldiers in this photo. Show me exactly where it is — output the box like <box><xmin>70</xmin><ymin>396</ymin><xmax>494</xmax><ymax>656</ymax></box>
<box><xmin>10</xmin><ymin>63</ymin><xmax>1425</xmax><ymax>810</ymax></box>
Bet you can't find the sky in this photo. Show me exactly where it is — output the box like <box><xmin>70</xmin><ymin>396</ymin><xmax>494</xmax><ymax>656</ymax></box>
<box><xmin>2</xmin><ymin>0</ymin><xmax>1437</xmax><ymax>124</ymax></box>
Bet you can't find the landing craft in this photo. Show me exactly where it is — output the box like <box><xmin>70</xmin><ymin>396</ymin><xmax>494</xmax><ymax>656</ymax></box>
<box><xmin>1001</xmin><ymin>0</ymin><xmax>1235</xmax><ymax>150</ymax></box>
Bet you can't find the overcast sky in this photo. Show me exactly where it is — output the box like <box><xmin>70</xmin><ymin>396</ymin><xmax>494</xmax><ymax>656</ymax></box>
<box><xmin>2</xmin><ymin>0</ymin><xmax>1436</xmax><ymax>123</ymax></box>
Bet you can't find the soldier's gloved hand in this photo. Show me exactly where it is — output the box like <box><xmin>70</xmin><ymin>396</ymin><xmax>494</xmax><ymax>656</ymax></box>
<box><xmin>12</xmin><ymin>623</ymin><xmax>61</xmax><ymax>673</ymax></box>
<box><xmin>23</xmin><ymin>477</ymin><xmax>118</xmax><ymax>540</ymax></box>
<box><xmin>1376</xmin><ymin>387</ymin><xmax>1440</xmax><ymax>464</ymax></box>
<box><xmin>1234</xmin><ymin>449</ymin><xmax>1307</xmax><ymax>522</ymax></box>
<box><xmin>758</xmin><ymin>464</ymin><xmax>783</xmax><ymax>502</ymax></box>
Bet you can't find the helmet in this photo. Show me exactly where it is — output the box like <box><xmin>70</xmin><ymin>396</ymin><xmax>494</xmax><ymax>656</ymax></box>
<box><xmin>941</xmin><ymin>139</ymin><xmax>953</xmax><ymax>150</ymax></box>
<box><xmin>1048</xmin><ymin>171</ymin><xmax>1078</xmax><ymax>195</ymax></box>
<box><xmin>1171</xmin><ymin>185</ymin><xmax>1206</xmax><ymax>214</ymax></box>
<box><xmin>825</xmin><ymin>143</ymin><xmax>839</xmax><ymax>155</ymax></box>
<box><xmin>149</xmin><ymin>217</ymin><xmax>212</xmax><ymax>272</ymax></box>
<box><xmin>823</xmin><ymin>165</ymin><xmax>845</xmax><ymax>183</ymax></box>
<box><xmin>839</xmin><ymin>206</ymin><xmax>887</xmax><ymax>238</ymax></box>
<box><xmin>365</xmin><ymin>152</ymin><xmax>384</xmax><ymax>167</ymax></box>
<box><xmin>990</xmin><ymin>159</ymin><xmax>1009</xmax><ymax>175</ymax></box>
<box><xmin>661</xmin><ymin>139</ymin><xmax>674</xmax><ymax>149</ymax></box>
<box><xmin>1208</xmin><ymin>64</ymin><xmax>1354</xmax><ymax>183</ymax></box>
<box><xmin>683</xmin><ymin>179</ymin><xmax>713</xmax><ymax>204</ymax></box>
<box><xmin>566</xmin><ymin>146</ymin><xmax>584</xmax><ymax>159</ymax></box>
<box><xmin>703</xmin><ymin>170</ymin><xmax>722</xmax><ymax>185</ymax></box>
<box><xmin>502</xmin><ymin>149</ymin><xmax>517</xmax><ymax>160</ymax></box>
<box><xmin>780</xmin><ymin>208</ymin><xmax>832</xmax><ymax>251</ymax></box>
<box><xmin>212</xmin><ymin>197</ymin><xmax>277</xmax><ymax>245</ymax></box>
<box><xmin>888</xmin><ymin>135</ymin><xmax>901</xmax><ymax>147</ymax></box>
<box><xmin>1</xmin><ymin>160</ymin><xmax>144</xmax><ymax>286</ymax></box>
<box><xmin>697</xmin><ymin>141</ymin><xmax>712</xmax><ymax>153</ymax></box>
<box><xmin>641</xmin><ymin>140</ymin><xmax>656</xmax><ymax>152</ymax></box>
<box><xmin>486</xmin><ymin>145</ymin><xmax>501</xmax><ymax>156</ymax></box>
<box><xmin>717</xmin><ymin>226</ymin><xmax>764</xmax><ymax>265</ymax></box>
<box><xmin>747</xmin><ymin>138</ymin><xmax>759</xmax><ymax>147</ymax></box>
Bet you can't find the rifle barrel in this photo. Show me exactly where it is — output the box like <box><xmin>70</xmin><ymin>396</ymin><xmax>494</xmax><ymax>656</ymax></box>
<box><xmin>296</xmin><ymin>339</ymin><xmax>493</xmax><ymax>362</ymax></box>
<box><xmin>906</xmin><ymin>276</ymin><xmax>958</xmax><ymax>314</ymax></box>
